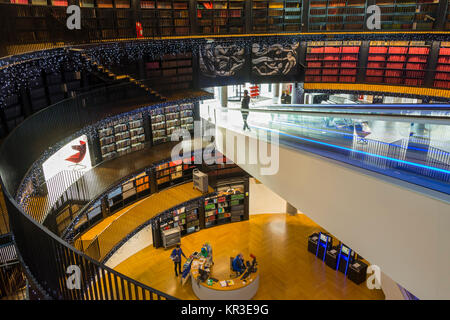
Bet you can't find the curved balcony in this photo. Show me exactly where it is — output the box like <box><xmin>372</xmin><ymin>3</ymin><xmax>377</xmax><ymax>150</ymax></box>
<box><xmin>0</xmin><ymin>32</ymin><xmax>450</xmax><ymax>299</ymax></box>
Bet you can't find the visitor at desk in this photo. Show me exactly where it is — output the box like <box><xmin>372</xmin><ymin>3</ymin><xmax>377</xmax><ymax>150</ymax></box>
<box><xmin>232</xmin><ymin>253</ymin><xmax>246</xmax><ymax>275</ymax></box>
<box><xmin>170</xmin><ymin>244</ymin><xmax>186</xmax><ymax>277</ymax></box>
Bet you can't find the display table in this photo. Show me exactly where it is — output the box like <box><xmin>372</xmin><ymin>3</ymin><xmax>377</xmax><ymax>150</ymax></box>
<box><xmin>190</xmin><ymin>256</ymin><xmax>259</xmax><ymax>300</ymax></box>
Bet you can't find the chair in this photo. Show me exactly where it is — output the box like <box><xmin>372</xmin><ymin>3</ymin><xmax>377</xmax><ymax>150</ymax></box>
<box><xmin>65</xmin><ymin>140</ymin><xmax>87</xmax><ymax>170</ymax></box>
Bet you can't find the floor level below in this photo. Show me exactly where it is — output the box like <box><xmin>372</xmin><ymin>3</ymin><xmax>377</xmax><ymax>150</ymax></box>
<box><xmin>114</xmin><ymin>213</ymin><xmax>385</xmax><ymax>300</ymax></box>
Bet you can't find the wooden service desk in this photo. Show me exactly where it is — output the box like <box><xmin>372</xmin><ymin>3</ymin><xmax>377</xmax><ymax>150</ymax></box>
<box><xmin>190</xmin><ymin>256</ymin><xmax>259</xmax><ymax>300</ymax></box>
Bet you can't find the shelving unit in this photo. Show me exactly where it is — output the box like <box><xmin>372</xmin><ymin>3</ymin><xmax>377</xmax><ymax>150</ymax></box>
<box><xmin>98</xmin><ymin>113</ymin><xmax>146</xmax><ymax>161</ymax></box>
<box><xmin>204</xmin><ymin>183</ymin><xmax>245</xmax><ymax>227</ymax></box>
<box><xmin>106</xmin><ymin>170</ymin><xmax>152</xmax><ymax>213</ymax></box>
<box><xmin>149</xmin><ymin>103</ymin><xmax>194</xmax><ymax>145</ymax></box>
<box><xmin>154</xmin><ymin>155</ymin><xmax>197</xmax><ymax>188</ymax></box>
<box><xmin>159</xmin><ymin>201</ymin><xmax>200</xmax><ymax>236</ymax></box>
<box><xmin>305</xmin><ymin>41</ymin><xmax>361</xmax><ymax>83</ymax></box>
<box><xmin>196</xmin><ymin>0</ymin><xmax>245</xmax><ymax>34</ymax></box>
<box><xmin>308</xmin><ymin>0</ymin><xmax>366</xmax><ymax>31</ymax></box>
<box><xmin>434</xmin><ymin>41</ymin><xmax>450</xmax><ymax>89</ymax></box>
<box><xmin>374</xmin><ymin>0</ymin><xmax>439</xmax><ymax>31</ymax></box>
<box><xmin>144</xmin><ymin>53</ymin><xmax>193</xmax><ymax>93</ymax></box>
<box><xmin>2</xmin><ymin>92</ymin><xmax>24</xmax><ymax>134</ymax></box>
<box><xmin>252</xmin><ymin>0</ymin><xmax>302</xmax><ymax>32</ymax></box>
<box><xmin>446</xmin><ymin>0</ymin><xmax>450</xmax><ymax>29</ymax></box>
<box><xmin>140</xmin><ymin>0</ymin><xmax>189</xmax><ymax>36</ymax></box>
<box><xmin>165</xmin><ymin>104</ymin><xmax>181</xmax><ymax>136</ymax></box>
<box><xmin>180</xmin><ymin>103</ymin><xmax>194</xmax><ymax>131</ymax></box>
<box><xmin>150</xmin><ymin>107</ymin><xmax>167</xmax><ymax>145</ymax></box>
<box><xmin>365</xmin><ymin>40</ymin><xmax>430</xmax><ymax>86</ymax></box>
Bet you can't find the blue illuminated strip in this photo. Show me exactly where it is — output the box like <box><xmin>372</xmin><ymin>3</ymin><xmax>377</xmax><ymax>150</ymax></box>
<box><xmin>273</xmin><ymin>119</ymin><xmax>450</xmax><ymax>156</ymax></box>
<box><xmin>251</xmin><ymin>125</ymin><xmax>450</xmax><ymax>175</ymax></box>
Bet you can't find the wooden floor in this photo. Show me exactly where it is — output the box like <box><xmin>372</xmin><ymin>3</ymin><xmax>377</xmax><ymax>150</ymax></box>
<box><xmin>78</xmin><ymin>182</ymin><xmax>213</xmax><ymax>259</ymax></box>
<box><xmin>114</xmin><ymin>214</ymin><xmax>385</xmax><ymax>300</ymax></box>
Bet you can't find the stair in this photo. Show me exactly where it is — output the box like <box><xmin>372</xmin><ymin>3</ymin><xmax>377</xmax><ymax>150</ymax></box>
<box><xmin>75</xmin><ymin>49</ymin><xmax>167</xmax><ymax>102</ymax></box>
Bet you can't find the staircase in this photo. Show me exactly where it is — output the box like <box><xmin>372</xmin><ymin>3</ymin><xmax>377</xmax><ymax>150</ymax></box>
<box><xmin>74</xmin><ymin>49</ymin><xmax>167</xmax><ymax>102</ymax></box>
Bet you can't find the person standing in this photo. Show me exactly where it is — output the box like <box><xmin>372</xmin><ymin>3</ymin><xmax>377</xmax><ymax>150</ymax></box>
<box><xmin>241</xmin><ymin>90</ymin><xmax>251</xmax><ymax>131</ymax></box>
<box><xmin>281</xmin><ymin>91</ymin><xmax>287</xmax><ymax>104</ymax></box>
<box><xmin>170</xmin><ymin>244</ymin><xmax>186</xmax><ymax>277</ymax></box>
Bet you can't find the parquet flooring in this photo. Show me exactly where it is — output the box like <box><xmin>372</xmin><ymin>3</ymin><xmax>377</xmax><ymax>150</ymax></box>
<box><xmin>114</xmin><ymin>214</ymin><xmax>385</xmax><ymax>300</ymax></box>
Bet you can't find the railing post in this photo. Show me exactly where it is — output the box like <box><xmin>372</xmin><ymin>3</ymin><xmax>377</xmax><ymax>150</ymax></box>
<box><xmin>425</xmin><ymin>41</ymin><xmax>441</xmax><ymax>88</ymax></box>
<box><xmin>189</xmin><ymin>0</ymin><xmax>197</xmax><ymax>35</ymax></box>
<box><xmin>357</xmin><ymin>41</ymin><xmax>370</xmax><ymax>83</ymax></box>
<box><xmin>245</xmin><ymin>0</ymin><xmax>252</xmax><ymax>34</ymax></box>
<box><xmin>301</xmin><ymin>0</ymin><xmax>310</xmax><ymax>32</ymax></box>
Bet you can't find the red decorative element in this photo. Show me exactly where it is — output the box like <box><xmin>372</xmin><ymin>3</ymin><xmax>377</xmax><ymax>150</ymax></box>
<box><xmin>249</xmin><ymin>85</ymin><xmax>259</xmax><ymax>98</ymax></box>
<box><xmin>203</xmin><ymin>2</ymin><xmax>213</xmax><ymax>9</ymax></box>
<box><xmin>65</xmin><ymin>141</ymin><xmax>87</xmax><ymax>165</ymax></box>
<box><xmin>136</xmin><ymin>22</ymin><xmax>143</xmax><ymax>38</ymax></box>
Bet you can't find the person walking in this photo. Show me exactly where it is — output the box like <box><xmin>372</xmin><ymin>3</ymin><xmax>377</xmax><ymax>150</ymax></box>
<box><xmin>170</xmin><ymin>244</ymin><xmax>186</xmax><ymax>277</ymax></box>
<box><xmin>241</xmin><ymin>90</ymin><xmax>251</xmax><ymax>131</ymax></box>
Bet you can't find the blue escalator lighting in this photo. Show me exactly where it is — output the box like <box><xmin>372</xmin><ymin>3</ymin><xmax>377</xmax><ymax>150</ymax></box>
<box><xmin>252</xmin><ymin>125</ymin><xmax>450</xmax><ymax>175</ymax></box>
<box><xmin>274</xmin><ymin>120</ymin><xmax>450</xmax><ymax>156</ymax></box>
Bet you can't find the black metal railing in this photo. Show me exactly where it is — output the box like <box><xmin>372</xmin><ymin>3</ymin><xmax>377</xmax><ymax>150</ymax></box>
<box><xmin>0</xmin><ymin>82</ymin><xmax>177</xmax><ymax>299</ymax></box>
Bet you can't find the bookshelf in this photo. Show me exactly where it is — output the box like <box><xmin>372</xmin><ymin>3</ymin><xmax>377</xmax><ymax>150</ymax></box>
<box><xmin>196</xmin><ymin>0</ymin><xmax>245</xmax><ymax>34</ymax></box>
<box><xmin>204</xmin><ymin>182</ymin><xmax>245</xmax><ymax>227</ymax></box>
<box><xmin>97</xmin><ymin>0</ymin><xmax>114</xmax><ymax>8</ymax></box>
<box><xmin>150</xmin><ymin>103</ymin><xmax>193</xmax><ymax>145</ymax></box>
<box><xmin>144</xmin><ymin>53</ymin><xmax>193</xmax><ymax>93</ymax></box>
<box><xmin>2</xmin><ymin>92</ymin><xmax>24</xmax><ymax>134</ymax></box>
<box><xmin>98</xmin><ymin>112</ymin><xmax>146</xmax><ymax>161</ymax></box>
<box><xmin>159</xmin><ymin>200</ymin><xmax>200</xmax><ymax>236</ymax></box>
<box><xmin>140</xmin><ymin>1</ymin><xmax>157</xmax><ymax>36</ymax></box>
<box><xmin>140</xmin><ymin>0</ymin><xmax>189</xmax><ymax>36</ymax></box>
<box><xmin>165</xmin><ymin>104</ymin><xmax>181</xmax><ymax>136</ymax></box>
<box><xmin>446</xmin><ymin>0</ymin><xmax>450</xmax><ymax>30</ymax></box>
<box><xmin>305</xmin><ymin>41</ymin><xmax>361</xmax><ymax>83</ymax></box>
<box><xmin>253</xmin><ymin>0</ymin><xmax>302</xmax><ymax>32</ymax></box>
<box><xmin>80</xmin><ymin>0</ymin><xmax>95</xmax><ymax>7</ymax></box>
<box><xmin>180</xmin><ymin>103</ymin><xmax>195</xmax><ymax>131</ymax></box>
<box><xmin>154</xmin><ymin>155</ymin><xmax>197</xmax><ymax>188</ymax></box>
<box><xmin>434</xmin><ymin>41</ymin><xmax>450</xmax><ymax>89</ymax></box>
<box><xmin>375</xmin><ymin>0</ymin><xmax>439</xmax><ymax>31</ymax></box>
<box><xmin>106</xmin><ymin>170</ymin><xmax>152</xmax><ymax>213</ymax></box>
<box><xmin>365</xmin><ymin>41</ymin><xmax>430</xmax><ymax>86</ymax></box>
<box><xmin>150</xmin><ymin>107</ymin><xmax>167</xmax><ymax>145</ymax></box>
<box><xmin>308</xmin><ymin>0</ymin><xmax>366</xmax><ymax>31</ymax></box>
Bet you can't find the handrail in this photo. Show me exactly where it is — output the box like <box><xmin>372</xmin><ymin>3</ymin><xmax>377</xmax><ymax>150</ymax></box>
<box><xmin>205</xmin><ymin>104</ymin><xmax>450</xmax><ymax>197</ymax></box>
<box><xmin>218</xmin><ymin>105</ymin><xmax>450</xmax><ymax>125</ymax></box>
<box><xmin>0</xmin><ymin>81</ymin><xmax>178</xmax><ymax>299</ymax></box>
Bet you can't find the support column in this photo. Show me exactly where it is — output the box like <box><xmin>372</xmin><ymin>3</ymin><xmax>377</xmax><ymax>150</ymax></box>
<box><xmin>291</xmin><ymin>82</ymin><xmax>304</xmax><ymax>104</ymax></box>
<box><xmin>220</xmin><ymin>86</ymin><xmax>228</xmax><ymax>108</ymax></box>
<box><xmin>272</xmin><ymin>83</ymin><xmax>280</xmax><ymax>104</ymax></box>
<box><xmin>286</xmin><ymin>202</ymin><xmax>297</xmax><ymax>215</ymax></box>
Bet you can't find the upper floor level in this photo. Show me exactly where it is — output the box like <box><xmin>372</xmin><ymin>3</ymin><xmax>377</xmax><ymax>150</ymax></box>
<box><xmin>1</xmin><ymin>0</ymin><xmax>450</xmax><ymax>56</ymax></box>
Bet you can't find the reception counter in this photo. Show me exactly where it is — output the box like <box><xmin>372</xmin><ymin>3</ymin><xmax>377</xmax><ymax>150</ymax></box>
<box><xmin>190</xmin><ymin>256</ymin><xmax>259</xmax><ymax>300</ymax></box>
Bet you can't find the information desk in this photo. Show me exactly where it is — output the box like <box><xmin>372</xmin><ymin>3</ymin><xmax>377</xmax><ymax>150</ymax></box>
<box><xmin>190</xmin><ymin>256</ymin><xmax>259</xmax><ymax>300</ymax></box>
